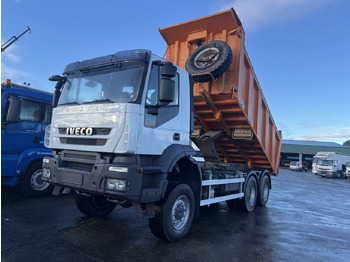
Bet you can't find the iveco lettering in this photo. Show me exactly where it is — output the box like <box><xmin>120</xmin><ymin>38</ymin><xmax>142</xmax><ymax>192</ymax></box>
<box><xmin>66</xmin><ymin>127</ymin><xmax>93</xmax><ymax>136</ymax></box>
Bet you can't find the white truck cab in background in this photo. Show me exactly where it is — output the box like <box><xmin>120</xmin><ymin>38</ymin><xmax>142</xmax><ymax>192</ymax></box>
<box><xmin>314</xmin><ymin>152</ymin><xmax>350</xmax><ymax>178</ymax></box>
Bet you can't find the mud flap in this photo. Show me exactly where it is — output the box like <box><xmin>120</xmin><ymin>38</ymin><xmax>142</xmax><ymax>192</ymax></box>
<box><xmin>52</xmin><ymin>185</ymin><xmax>71</xmax><ymax>195</ymax></box>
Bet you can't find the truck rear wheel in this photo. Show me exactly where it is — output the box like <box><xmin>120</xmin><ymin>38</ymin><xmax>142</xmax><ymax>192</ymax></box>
<box><xmin>257</xmin><ymin>175</ymin><xmax>270</xmax><ymax>207</ymax></box>
<box><xmin>226</xmin><ymin>176</ymin><xmax>257</xmax><ymax>212</ymax></box>
<box><xmin>185</xmin><ymin>40</ymin><xmax>233</xmax><ymax>83</ymax></box>
<box><xmin>75</xmin><ymin>194</ymin><xmax>116</xmax><ymax>217</ymax></box>
<box><xmin>148</xmin><ymin>183</ymin><xmax>195</xmax><ymax>242</ymax></box>
<box><xmin>18</xmin><ymin>161</ymin><xmax>53</xmax><ymax>197</ymax></box>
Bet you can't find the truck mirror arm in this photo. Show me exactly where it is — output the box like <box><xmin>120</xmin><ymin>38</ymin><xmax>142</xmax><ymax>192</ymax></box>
<box><xmin>146</xmin><ymin>105</ymin><xmax>159</xmax><ymax>115</ymax></box>
<box><xmin>49</xmin><ymin>75</ymin><xmax>67</xmax><ymax>107</ymax></box>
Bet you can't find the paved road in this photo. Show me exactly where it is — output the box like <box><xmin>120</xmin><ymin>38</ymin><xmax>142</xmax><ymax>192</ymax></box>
<box><xmin>2</xmin><ymin>169</ymin><xmax>350</xmax><ymax>262</ymax></box>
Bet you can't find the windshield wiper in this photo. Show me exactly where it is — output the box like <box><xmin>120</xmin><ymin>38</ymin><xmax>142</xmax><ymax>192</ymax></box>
<box><xmin>83</xmin><ymin>99</ymin><xmax>114</xmax><ymax>104</ymax></box>
<box><xmin>58</xmin><ymin>102</ymin><xmax>80</xmax><ymax>106</ymax></box>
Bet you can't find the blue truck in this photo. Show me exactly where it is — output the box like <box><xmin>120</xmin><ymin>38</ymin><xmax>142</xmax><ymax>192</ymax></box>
<box><xmin>1</xmin><ymin>79</ymin><xmax>53</xmax><ymax>196</ymax></box>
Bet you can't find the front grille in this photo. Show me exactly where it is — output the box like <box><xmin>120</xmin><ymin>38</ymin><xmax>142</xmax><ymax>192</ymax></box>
<box><xmin>60</xmin><ymin>138</ymin><xmax>107</xmax><ymax>146</ymax></box>
<box><xmin>59</xmin><ymin>128</ymin><xmax>111</xmax><ymax>135</ymax></box>
<box><xmin>63</xmin><ymin>162</ymin><xmax>94</xmax><ymax>172</ymax></box>
<box><xmin>63</xmin><ymin>152</ymin><xmax>97</xmax><ymax>161</ymax></box>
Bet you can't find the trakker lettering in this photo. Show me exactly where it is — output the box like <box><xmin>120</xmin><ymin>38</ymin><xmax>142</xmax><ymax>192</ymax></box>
<box><xmin>66</xmin><ymin>127</ymin><xmax>93</xmax><ymax>136</ymax></box>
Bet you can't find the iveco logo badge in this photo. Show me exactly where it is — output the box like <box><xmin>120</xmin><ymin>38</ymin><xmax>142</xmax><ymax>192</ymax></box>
<box><xmin>66</xmin><ymin>127</ymin><xmax>93</xmax><ymax>136</ymax></box>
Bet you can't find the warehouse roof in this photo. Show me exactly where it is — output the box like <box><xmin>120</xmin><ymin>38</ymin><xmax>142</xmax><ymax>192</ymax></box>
<box><xmin>283</xmin><ymin>140</ymin><xmax>346</xmax><ymax>147</ymax></box>
<box><xmin>281</xmin><ymin>140</ymin><xmax>350</xmax><ymax>154</ymax></box>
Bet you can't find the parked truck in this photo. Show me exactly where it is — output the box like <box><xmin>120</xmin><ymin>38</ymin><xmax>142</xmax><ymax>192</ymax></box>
<box><xmin>1</xmin><ymin>79</ymin><xmax>53</xmax><ymax>196</ymax></box>
<box><xmin>42</xmin><ymin>9</ymin><xmax>282</xmax><ymax>241</ymax></box>
<box><xmin>315</xmin><ymin>152</ymin><xmax>350</xmax><ymax>178</ymax></box>
<box><xmin>312</xmin><ymin>156</ymin><xmax>322</xmax><ymax>175</ymax></box>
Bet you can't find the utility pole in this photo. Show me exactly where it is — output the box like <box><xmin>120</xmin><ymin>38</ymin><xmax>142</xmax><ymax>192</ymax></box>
<box><xmin>1</xmin><ymin>26</ymin><xmax>31</xmax><ymax>53</ymax></box>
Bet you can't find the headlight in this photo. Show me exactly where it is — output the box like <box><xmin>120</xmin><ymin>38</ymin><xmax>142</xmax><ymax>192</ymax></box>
<box><xmin>106</xmin><ymin>178</ymin><xmax>128</xmax><ymax>192</ymax></box>
<box><xmin>108</xmin><ymin>166</ymin><xmax>128</xmax><ymax>173</ymax></box>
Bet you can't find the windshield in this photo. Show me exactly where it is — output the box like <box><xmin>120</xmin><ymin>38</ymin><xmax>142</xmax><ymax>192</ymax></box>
<box><xmin>290</xmin><ymin>162</ymin><xmax>297</xmax><ymax>166</ymax></box>
<box><xmin>347</xmin><ymin>162</ymin><xmax>350</xmax><ymax>167</ymax></box>
<box><xmin>58</xmin><ymin>61</ymin><xmax>146</xmax><ymax>106</ymax></box>
<box><xmin>318</xmin><ymin>160</ymin><xmax>333</xmax><ymax>166</ymax></box>
<box><xmin>312</xmin><ymin>158</ymin><xmax>319</xmax><ymax>164</ymax></box>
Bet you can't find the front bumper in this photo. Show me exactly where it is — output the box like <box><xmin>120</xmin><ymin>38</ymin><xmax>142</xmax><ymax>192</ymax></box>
<box><xmin>317</xmin><ymin>170</ymin><xmax>334</xmax><ymax>177</ymax></box>
<box><xmin>42</xmin><ymin>150</ymin><xmax>167</xmax><ymax>203</ymax></box>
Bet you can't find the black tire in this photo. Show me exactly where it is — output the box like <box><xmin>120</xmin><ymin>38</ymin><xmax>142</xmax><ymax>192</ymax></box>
<box><xmin>337</xmin><ymin>171</ymin><xmax>345</xmax><ymax>179</ymax></box>
<box><xmin>148</xmin><ymin>183</ymin><xmax>195</xmax><ymax>242</ymax></box>
<box><xmin>185</xmin><ymin>40</ymin><xmax>233</xmax><ymax>83</ymax></box>
<box><xmin>257</xmin><ymin>175</ymin><xmax>270</xmax><ymax>207</ymax></box>
<box><xmin>226</xmin><ymin>176</ymin><xmax>257</xmax><ymax>212</ymax></box>
<box><xmin>18</xmin><ymin>161</ymin><xmax>53</xmax><ymax>197</ymax></box>
<box><xmin>75</xmin><ymin>194</ymin><xmax>116</xmax><ymax>217</ymax></box>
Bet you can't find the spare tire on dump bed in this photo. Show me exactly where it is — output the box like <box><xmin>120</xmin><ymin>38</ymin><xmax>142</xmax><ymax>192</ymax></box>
<box><xmin>185</xmin><ymin>40</ymin><xmax>233</xmax><ymax>83</ymax></box>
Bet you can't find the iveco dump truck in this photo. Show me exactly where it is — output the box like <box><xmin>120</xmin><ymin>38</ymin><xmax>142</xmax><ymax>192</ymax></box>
<box><xmin>42</xmin><ymin>9</ymin><xmax>282</xmax><ymax>241</ymax></box>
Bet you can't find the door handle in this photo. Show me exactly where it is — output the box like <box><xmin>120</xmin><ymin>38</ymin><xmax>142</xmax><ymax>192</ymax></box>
<box><xmin>173</xmin><ymin>133</ymin><xmax>180</xmax><ymax>141</ymax></box>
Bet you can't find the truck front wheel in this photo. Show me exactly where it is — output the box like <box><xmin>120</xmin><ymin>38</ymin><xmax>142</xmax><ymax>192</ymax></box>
<box><xmin>75</xmin><ymin>194</ymin><xmax>116</xmax><ymax>217</ymax></box>
<box><xmin>18</xmin><ymin>161</ymin><xmax>53</xmax><ymax>197</ymax></box>
<box><xmin>149</xmin><ymin>183</ymin><xmax>195</xmax><ymax>242</ymax></box>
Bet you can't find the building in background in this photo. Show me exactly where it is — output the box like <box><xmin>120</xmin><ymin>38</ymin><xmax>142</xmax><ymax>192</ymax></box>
<box><xmin>280</xmin><ymin>140</ymin><xmax>350</xmax><ymax>168</ymax></box>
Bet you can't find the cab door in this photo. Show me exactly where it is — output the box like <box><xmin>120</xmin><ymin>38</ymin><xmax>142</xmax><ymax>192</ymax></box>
<box><xmin>137</xmin><ymin>62</ymin><xmax>190</xmax><ymax>155</ymax></box>
<box><xmin>1</xmin><ymin>95</ymin><xmax>50</xmax><ymax>178</ymax></box>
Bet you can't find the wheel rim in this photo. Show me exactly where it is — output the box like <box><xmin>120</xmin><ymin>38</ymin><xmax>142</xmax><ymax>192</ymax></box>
<box><xmin>171</xmin><ymin>195</ymin><xmax>190</xmax><ymax>231</ymax></box>
<box><xmin>194</xmin><ymin>47</ymin><xmax>219</xmax><ymax>69</ymax></box>
<box><xmin>248</xmin><ymin>183</ymin><xmax>257</xmax><ymax>206</ymax></box>
<box><xmin>30</xmin><ymin>169</ymin><xmax>50</xmax><ymax>191</ymax></box>
<box><xmin>262</xmin><ymin>183</ymin><xmax>269</xmax><ymax>202</ymax></box>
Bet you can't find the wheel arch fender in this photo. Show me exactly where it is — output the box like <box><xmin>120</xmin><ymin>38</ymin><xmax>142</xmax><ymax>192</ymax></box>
<box><xmin>172</xmin><ymin>156</ymin><xmax>202</xmax><ymax>219</ymax></box>
<box><xmin>157</xmin><ymin>144</ymin><xmax>201</xmax><ymax>218</ymax></box>
<box><xmin>17</xmin><ymin>148</ymin><xmax>52</xmax><ymax>176</ymax></box>
<box><xmin>157</xmin><ymin>144</ymin><xmax>197</xmax><ymax>173</ymax></box>
<box><xmin>245</xmin><ymin>170</ymin><xmax>259</xmax><ymax>190</ymax></box>
<box><xmin>260</xmin><ymin>170</ymin><xmax>271</xmax><ymax>190</ymax></box>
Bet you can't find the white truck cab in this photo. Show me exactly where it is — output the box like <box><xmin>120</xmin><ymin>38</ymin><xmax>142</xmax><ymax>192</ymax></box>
<box><xmin>314</xmin><ymin>152</ymin><xmax>350</xmax><ymax>178</ymax></box>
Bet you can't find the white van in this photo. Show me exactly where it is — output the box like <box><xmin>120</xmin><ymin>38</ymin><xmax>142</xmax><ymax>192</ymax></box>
<box><xmin>290</xmin><ymin>161</ymin><xmax>302</xmax><ymax>172</ymax></box>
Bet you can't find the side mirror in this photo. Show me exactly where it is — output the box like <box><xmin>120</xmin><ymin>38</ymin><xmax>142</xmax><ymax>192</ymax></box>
<box><xmin>49</xmin><ymin>75</ymin><xmax>67</xmax><ymax>107</ymax></box>
<box><xmin>159</xmin><ymin>63</ymin><xmax>177</xmax><ymax>105</ymax></box>
<box><xmin>48</xmin><ymin>75</ymin><xmax>63</xmax><ymax>82</ymax></box>
<box><xmin>334</xmin><ymin>160</ymin><xmax>338</xmax><ymax>167</ymax></box>
<box><xmin>6</xmin><ymin>98</ymin><xmax>21</xmax><ymax>122</ymax></box>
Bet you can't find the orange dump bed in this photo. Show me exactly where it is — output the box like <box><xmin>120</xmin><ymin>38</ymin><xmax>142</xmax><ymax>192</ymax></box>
<box><xmin>159</xmin><ymin>8</ymin><xmax>282</xmax><ymax>175</ymax></box>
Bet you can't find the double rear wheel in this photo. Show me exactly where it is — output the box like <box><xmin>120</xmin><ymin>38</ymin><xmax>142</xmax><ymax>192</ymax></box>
<box><xmin>226</xmin><ymin>174</ymin><xmax>270</xmax><ymax>211</ymax></box>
